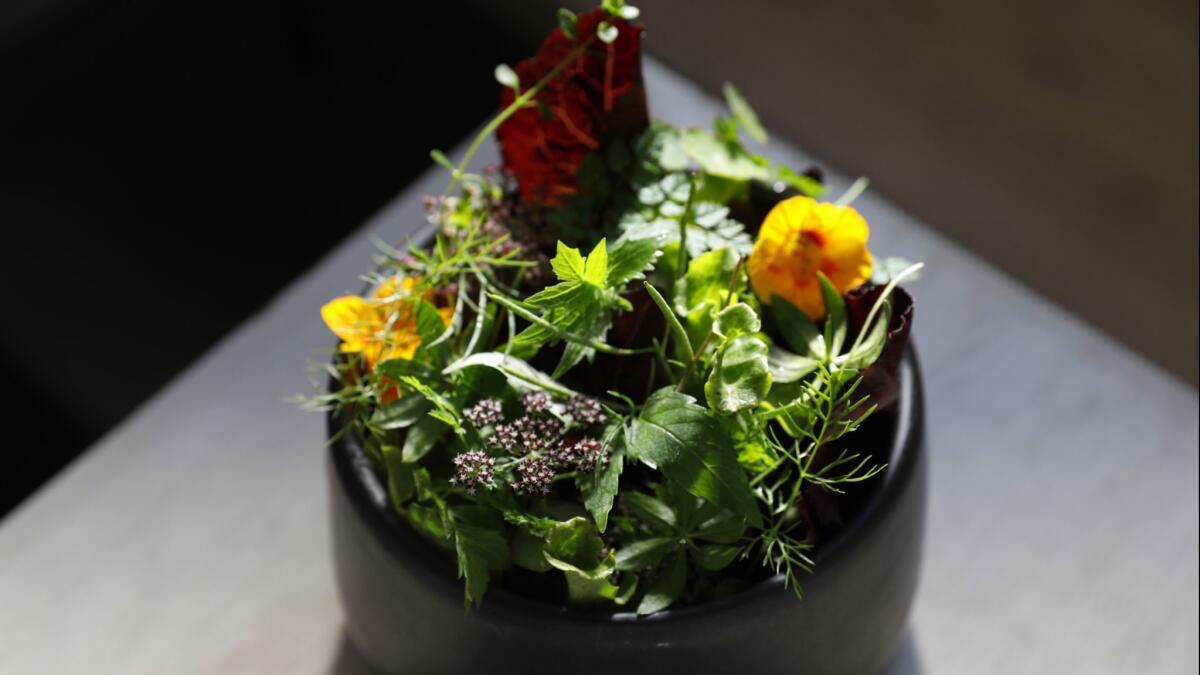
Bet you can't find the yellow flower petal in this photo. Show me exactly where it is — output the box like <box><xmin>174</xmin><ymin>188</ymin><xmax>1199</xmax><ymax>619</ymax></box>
<box><xmin>748</xmin><ymin>195</ymin><xmax>873</xmax><ymax>319</ymax></box>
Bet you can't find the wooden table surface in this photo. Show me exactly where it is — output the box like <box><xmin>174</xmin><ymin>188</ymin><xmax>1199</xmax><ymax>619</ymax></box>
<box><xmin>1</xmin><ymin>60</ymin><xmax>1196</xmax><ymax>674</ymax></box>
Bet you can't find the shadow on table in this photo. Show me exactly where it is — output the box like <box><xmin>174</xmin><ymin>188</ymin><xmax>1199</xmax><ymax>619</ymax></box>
<box><xmin>327</xmin><ymin>633</ymin><xmax>377</xmax><ymax>675</ymax></box>
<box><xmin>328</xmin><ymin>629</ymin><xmax>924</xmax><ymax>674</ymax></box>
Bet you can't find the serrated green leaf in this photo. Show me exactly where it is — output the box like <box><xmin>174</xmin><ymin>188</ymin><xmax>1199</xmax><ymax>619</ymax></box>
<box><xmin>722</xmin><ymin>83</ymin><xmax>767</xmax><ymax>144</ymax></box>
<box><xmin>452</xmin><ymin>507</ymin><xmax>510</xmax><ymax>608</ymax></box>
<box><xmin>583</xmin><ymin>238</ymin><xmax>609</xmax><ymax>286</ymax></box>
<box><xmin>551</xmin><ymin>241</ymin><xmax>587</xmax><ymax>281</ymax></box>
<box><xmin>580</xmin><ymin>423</ymin><xmax>626</xmax><ymax>531</ymax></box>
<box><xmin>705</xmin><ymin>335</ymin><xmax>771</xmax><ymax>414</ymax></box>
<box><xmin>607</xmin><ymin>234</ymin><xmax>662</xmax><ymax>287</ymax></box>
<box><xmin>627</xmin><ymin>388</ymin><xmax>762</xmax><ymax>527</ymax></box>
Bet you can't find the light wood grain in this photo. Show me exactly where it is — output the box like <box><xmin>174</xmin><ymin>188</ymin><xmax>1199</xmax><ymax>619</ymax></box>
<box><xmin>0</xmin><ymin>60</ymin><xmax>1196</xmax><ymax>674</ymax></box>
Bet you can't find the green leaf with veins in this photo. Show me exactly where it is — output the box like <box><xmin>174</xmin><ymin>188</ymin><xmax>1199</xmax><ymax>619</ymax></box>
<box><xmin>673</xmin><ymin>247</ymin><xmax>739</xmax><ymax>345</ymax></box>
<box><xmin>637</xmin><ymin>552</ymin><xmax>687</xmax><ymax>615</ymax></box>
<box><xmin>452</xmin><ymin>506</ymin><xmax>510</xmax><ymax>608</ymax></box>
<box><xmin>705</xmin><ymin>335</ymin><xmax>771</xmax><ymax>414</ymax></box>
<box><xmin>578</xmin><ymin>422</ymin><xmax>626</xmax><ymax>532</ymax></box>
<box><xmin>627</xmin><ymin>388</ymin><xmax>762</xmax><ymax>527</ymax></box>
<box><xmin>622</xmin><ymin>491</ymin><xmax>678</xmax><ymax>531</ymax></box>
<box><xmin>680</xmin><ymin>128</ymin><xmax>772</xmax><ymax>182</ymax></box>
<box><xmin>713</xmin><ymin>302</ymin><xmax>759</xmax><ymax>340</ymax></box>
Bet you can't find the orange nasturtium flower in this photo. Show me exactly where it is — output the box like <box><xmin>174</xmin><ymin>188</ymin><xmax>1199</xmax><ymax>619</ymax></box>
<box><xmin>747</xmin><ymin>196</ymin><xmax>874</xmax><ymax>319</ymax></box>
<box><xmin>320</xmin><ymin>276</ymin><xmax>453</xmax><ymax>371</ymax></box>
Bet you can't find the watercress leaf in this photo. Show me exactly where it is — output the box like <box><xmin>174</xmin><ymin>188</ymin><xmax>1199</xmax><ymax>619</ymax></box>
<box><xmin>705</xmin><ymin>335</ymin><xmax>771</xmax><ymax>415</ymax></box>
<box><xmin>817</xmin><ymin>272</ymin><xmax>847</xmax><ymax>355</ymax></box>
<box><xmin>637</xmin><ymin>552</ymin><xmax>687</xmax><ymax>615</ymax></box>
<box><xmin>770</xmin><ymin>293</ymin><xmax>824</xmax><ymax>358</ymax></box>
<box><xmin>767</xmin><ymin>345</ymin><xmax>821</xmax><ymax>384</ymax></box>
<box><xmin>622</xmin><ymin>491</ymin><xmax>678</xmax><ymax>531</ymax></box>
<box><xmin>583</xmin><ymin>238</ymin><xmax>609</xmax><ymax>286</ymax></box>
<box><xmin>713</xmin><ymin>302</ymin><xmax>760</xmax><ymax>339</ymax></box>
<box><xmin>722</xmin><ymin>83</ymin><xmax>767</xmax><ymax>144</ymax></box>
<box><xmin>551</xmin><ymin>241</ymin><xmax>587</xmax><ymax>281</ymax></box>
<box><xmin>580</xmin><ymin>422</ymin><xmax>626</xmax><ymax>531</ymax></box>
<box><xmin>627</xmin><ymin>388</ymin><xmax>762</xmax><ymax>527</ymax></box>
<box><xmin>615</xmin><ymin>537</ymin><xmax>676</xmax><ymax>571</ymax></box>
<box><xmin>692</xmin><ymin>544</ymin><xmax>742</xmax><ymax>572</ymax></box>
<box><xmin>401</xmin><ymin>414</ymin><xmax>449</xmax><ymax>463</ymax></box>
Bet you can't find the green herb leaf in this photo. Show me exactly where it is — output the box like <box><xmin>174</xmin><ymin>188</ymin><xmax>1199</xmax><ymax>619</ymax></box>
<box><xmin>627</xmin><ymin>388</ymin><xmax>762</xmax><ymax>527</ymax></box>
<box><xmin>692</xmin><ymin>544</ymin><xmax>741</xmax><ymax>571</ymax></box>
<box><xmin>556</xmin><ymin>8</ymin><xmax>577</xmax><ymax>37</ymax></box>
<box><xmin>693</xmin><ymin>509</ymin><xmax>746</xmax><ymax>544</ymax></box>
<box><xmin>622</xmin><ymin>491</ymin><xmax>678</xmax><ymax>531</ymax></box>
<box><xmin>401</xmin><ymin>414</ymin><xmax>450</xmax><ymax>463</ymax></box>
<box><xmin>680</xmin><ymin>128</ymin><xmax>772</xmax><ymax>182</ymax></box>
<box><xmin>767</xmin><ymin>345</ymin><xmax>821</xmax><ymax>384</ymax></box>
<box><xmin>615</xmin><ymin>537</ymin><xmax>676</xmax><ymax>571</ymax></box>
<box><xmin>381</xmin><ymin>444</ymin><xmax>414</xmax><ymax>509</ymax></box>
<box><xmin>452</xmin><ymin>507</ymin><xmax>510</xmax><ymax>608</ymax></box>
<box><xmin>583</xmin><ymin>238</ymin><xmax>609</xmax><ymax>286</ymax></box>
<box><xmin>443</xmin><ymin>352</ymin><xmax>577</xmax><ymax>397</ymax></box>
<box><xmin>769</xmin><ymin>294</ymin><xmax>824</xmax><ymax>358</ymax></box>
<box><xmin>607</xmin><ymin>234</ymin><xmax>662</xmax><ymax>287</ymax></box>
<box><xmin>705</xmin><ymin>335</ymin><xmax>771</xmax><ymax>414</ymax></box>
<box><xmin>722</xmin><ymin>83</ymin><xmax>767</xmax><ymax>144</ymax></box>
<box><xmin>580</xmin><ymin>422</ymin><xmax>626</xmax><ymax>531</ymax></box>
<box><xmin>840</xmin><ymin>299</ymin><xmax>891</xmax><ymax>371</ymax></box>
<box><xmin>713</xmin><ymin>302</ymin><xmax>759</xmax><ymax>340</ymax></box>
<box><xmin>370</xmin><ymin>394</ymin><xmax>430</xmax><ymax>430</ymax></box>
<box><xmin>543</xmin><ymin>517</ymin><xmax>620</xmax><ymax>604</ymax></box>
<box><xmin>817</xmin><ymin>272</ymin><xmax>847</xmax><ymax>357</ymax></box>
<box><xmin>637</xmin><ymin>552</ymin><xmax>687</xmax><ymax>615</ymax></box>
<box><xmin>550</xmin><ymin>240</ymin><xmax>587</xmax><ymax>281</ymax></box>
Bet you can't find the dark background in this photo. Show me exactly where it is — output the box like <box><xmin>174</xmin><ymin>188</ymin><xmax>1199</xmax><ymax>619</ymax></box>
<box><xmin>0</xmin><ymin>0</ymin><xmax>522</xmax><ymax>517</ymax></box>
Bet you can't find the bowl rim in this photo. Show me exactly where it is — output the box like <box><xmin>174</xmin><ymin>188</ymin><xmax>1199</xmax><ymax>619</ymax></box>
<box><xmin>328</xmin><ymin>344</ymin><xmax>923</xmax><ymax>626</ymax></box>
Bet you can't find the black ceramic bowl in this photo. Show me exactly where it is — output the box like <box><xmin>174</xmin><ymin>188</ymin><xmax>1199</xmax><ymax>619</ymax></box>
<box><xmin>326</xmin><ymin>346</ymin><xmax>926</xmax><ymax>675</ymax></box>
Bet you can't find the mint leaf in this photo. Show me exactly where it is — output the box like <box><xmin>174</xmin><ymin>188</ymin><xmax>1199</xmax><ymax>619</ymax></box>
<box><xmin>583</xmin><ymin>238</ymin><xmax>608</xmax><ymax>286</ymax></box>
<box><xmin>627</xmin><ymin>388</ymin><xmax>762</xmax><ymax>527</ymax></box>
<box><xmin>705</xmin><ymin>335</ymin><xmax>771</xmax><ymax>414</ymax></box>
<box><xmin>452</xmin><ymin>507</ymin><xmax>510</xmax><ymax>608</ymax></box>
<box><xmin>579</xmin><ymin>422</ymin><xmax>626</xmax><ymax>532</ymax></box>
<box><xmin>550</xmin><ymin>240</ymin><xmax>587</xmax><ymax>281</ymax></box>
